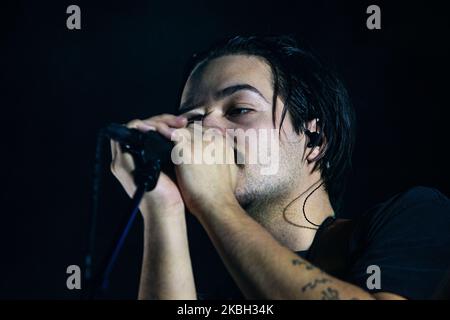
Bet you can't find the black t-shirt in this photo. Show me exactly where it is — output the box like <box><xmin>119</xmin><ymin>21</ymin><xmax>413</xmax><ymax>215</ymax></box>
<box><xmin>340</xmin><ymin>186</ymin><xmax>450</xmax><ymax>299</ymax></box>
<box><xmin>197</xmin><ymin>186</ymin><xmax>450</xmax><ymax>299</ymax></box>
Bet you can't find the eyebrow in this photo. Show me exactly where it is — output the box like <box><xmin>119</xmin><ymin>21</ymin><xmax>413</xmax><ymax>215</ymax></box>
<box><xmin>179</xmin><ymin>83</ymin><xmax>269</xmax><ymax>114</ymax></box>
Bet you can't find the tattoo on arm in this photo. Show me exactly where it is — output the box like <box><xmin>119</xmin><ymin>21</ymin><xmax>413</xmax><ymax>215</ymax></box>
<box><xmin>302</xmin><ymin>278</ymin><xmax>332</xmax><ymax>292</ymax></box>
<box><xmin>293</xmin><ymin>259</ymin><xmax>361</xmax><ymax>300</ymax></box>
<box><xmin>292</xmin><ymin>258</ymin><xmax>315</xmax><ymax>270</ymax></box>
<box><xmin>321</xmin><ymin>287</ymin><xmax>340</xmax><ymax>300</ymax></box>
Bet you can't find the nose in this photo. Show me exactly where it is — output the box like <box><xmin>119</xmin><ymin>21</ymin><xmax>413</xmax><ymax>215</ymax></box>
<box><xmin>202</xmin><ymin>111</ymin><xmax>227</xmax><ymax>135</ymax></box>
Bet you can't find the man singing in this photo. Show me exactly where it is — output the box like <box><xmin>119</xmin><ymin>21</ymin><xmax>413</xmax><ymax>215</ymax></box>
<box><xmin>110</xmin><ymin>35</ymin><xmax>450</xmax><ymax>300</ymax></box>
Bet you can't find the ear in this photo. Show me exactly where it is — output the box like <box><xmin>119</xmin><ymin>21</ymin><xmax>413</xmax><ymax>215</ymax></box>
<box><xmin>304</xmin><ymin>118</ymin><xmax>324</xmax><ymax>163</ymax></box>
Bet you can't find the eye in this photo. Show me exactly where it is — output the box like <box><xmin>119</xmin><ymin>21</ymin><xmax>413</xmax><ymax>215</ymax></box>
<box><xmin>226</xmin><ymin>107</ymin><xmax>254</xmax><ymax>118</ymax></box>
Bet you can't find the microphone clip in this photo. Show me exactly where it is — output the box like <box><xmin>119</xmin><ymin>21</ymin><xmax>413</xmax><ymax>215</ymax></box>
<box><xmin>120</xmin><ymin>139</ymin><xmax>162</xmax><ymax>192</ymax></box>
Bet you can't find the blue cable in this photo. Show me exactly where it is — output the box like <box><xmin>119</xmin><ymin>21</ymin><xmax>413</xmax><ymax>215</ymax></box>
<box><xmin>101</xmin><ymin>185</ymin><xmax>146</xmax><ymax>290</ymax></box>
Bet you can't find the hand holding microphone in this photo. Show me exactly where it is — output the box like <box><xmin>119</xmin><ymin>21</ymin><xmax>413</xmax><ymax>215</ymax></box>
<box><xmin>93</xmin><ymin>114</ymin><xmax>193</xmax><ymax>295</ymax></box>
<box><xmin>109</xmin><ymin>114</ymin><xmax>187</xmax><ymax>218</ymax></box>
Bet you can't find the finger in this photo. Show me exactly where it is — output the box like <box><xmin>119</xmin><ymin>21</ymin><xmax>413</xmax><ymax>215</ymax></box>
<box><xmin>126</xmin><ymin>117</ymin><xmax>186</xmax><ymax>139</ymax></box>
<box><xmin>126</xmin><ymin>119</ymin><xmax>155</xmax><ymax>132</ymax></box>
<box><xmin>143</xmin><ymin>114</ymin><xmax>187</xmax><ymax>128</ymax></box>
<box><xmin>110</xmin><ymin>139</ymin><xmax>117</xmax><ymax>162</ymax></box>
<box><xmin>110</xmin><ymin>140</ymin><xmax>126</xmax><ymax>172</ymax></box>
<box><xmin>154</xmin><ymin>122</ymin><xmax>177</xmax><ymax>140</ymax></box>
<box><xmin>110</xmin><ymin>139</ymin><xmax>136</xmax><ymax>174</ymax></box>
<box><xmin>110</xmin><ymin>139</ymin><xmax>120</xmax><ymax>173</ymax></box>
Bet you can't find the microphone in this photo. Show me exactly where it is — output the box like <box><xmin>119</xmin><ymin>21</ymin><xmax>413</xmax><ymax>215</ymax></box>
<box><xmin>104</xmin><ymin>123</ymin><xmax>173</xmax><ymax>167</ymax></box>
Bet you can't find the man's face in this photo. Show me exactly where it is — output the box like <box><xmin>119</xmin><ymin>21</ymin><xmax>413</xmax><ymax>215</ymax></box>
<box><xmin>179</xmin><ymin>54</ymin><xmax>306</xmax><ymax>207</ymax></box>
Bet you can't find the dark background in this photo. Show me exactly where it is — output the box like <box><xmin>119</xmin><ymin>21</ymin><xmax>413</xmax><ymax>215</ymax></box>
<box><xmin>0</xmin><ymin>0</ymin><xmax>449</xmax><ymax>299</ymax></box>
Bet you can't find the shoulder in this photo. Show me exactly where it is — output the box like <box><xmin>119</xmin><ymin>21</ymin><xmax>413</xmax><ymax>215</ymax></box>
<box><xmin>346</xmin><ymin>186</ymin><xmax>450</xmax><ymax>299</ymax></box>
<box><xmin>391</xmin><ymin>185</ymin><xmax>448</xmax><ymax>206</ymax></box>
<box><xmin>353</xmin><ymin>186</ymin><xmax>450</xmax><ymax>241</ymax></box>
<box><xmin>370</xmin><ymin>185</ymin><xmax>448</xmax><ymax>215</ymax></box>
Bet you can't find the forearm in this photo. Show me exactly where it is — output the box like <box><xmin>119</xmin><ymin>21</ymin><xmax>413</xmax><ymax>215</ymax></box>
<box><xmin>198</xmin><ymin>200</ymin><xmax>375</xmax><ymax>300</ymax></box>
<box><xmin>138</xmin><ymin>209</ymin><xmax>196</xmax><ymax>300</ymax></box>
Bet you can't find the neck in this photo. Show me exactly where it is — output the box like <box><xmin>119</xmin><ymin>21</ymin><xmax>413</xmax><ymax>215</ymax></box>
<box><xmin>245</xmin><ymin>178</ymin><xmax>334</xmax><ymax>252</ymax></box>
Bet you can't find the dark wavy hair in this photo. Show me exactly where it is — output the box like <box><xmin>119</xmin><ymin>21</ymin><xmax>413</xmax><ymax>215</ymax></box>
<box><xmin>178</xmin><ymin>35</ymin><xmax>356</xmax><ymax>213</ymax></box>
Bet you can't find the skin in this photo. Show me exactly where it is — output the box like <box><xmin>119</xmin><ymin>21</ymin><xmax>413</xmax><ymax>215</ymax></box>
<box><xmin>110</xmin><ymin>54</ymin><xmax>405</xmax><ymax>300</ymax></box>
